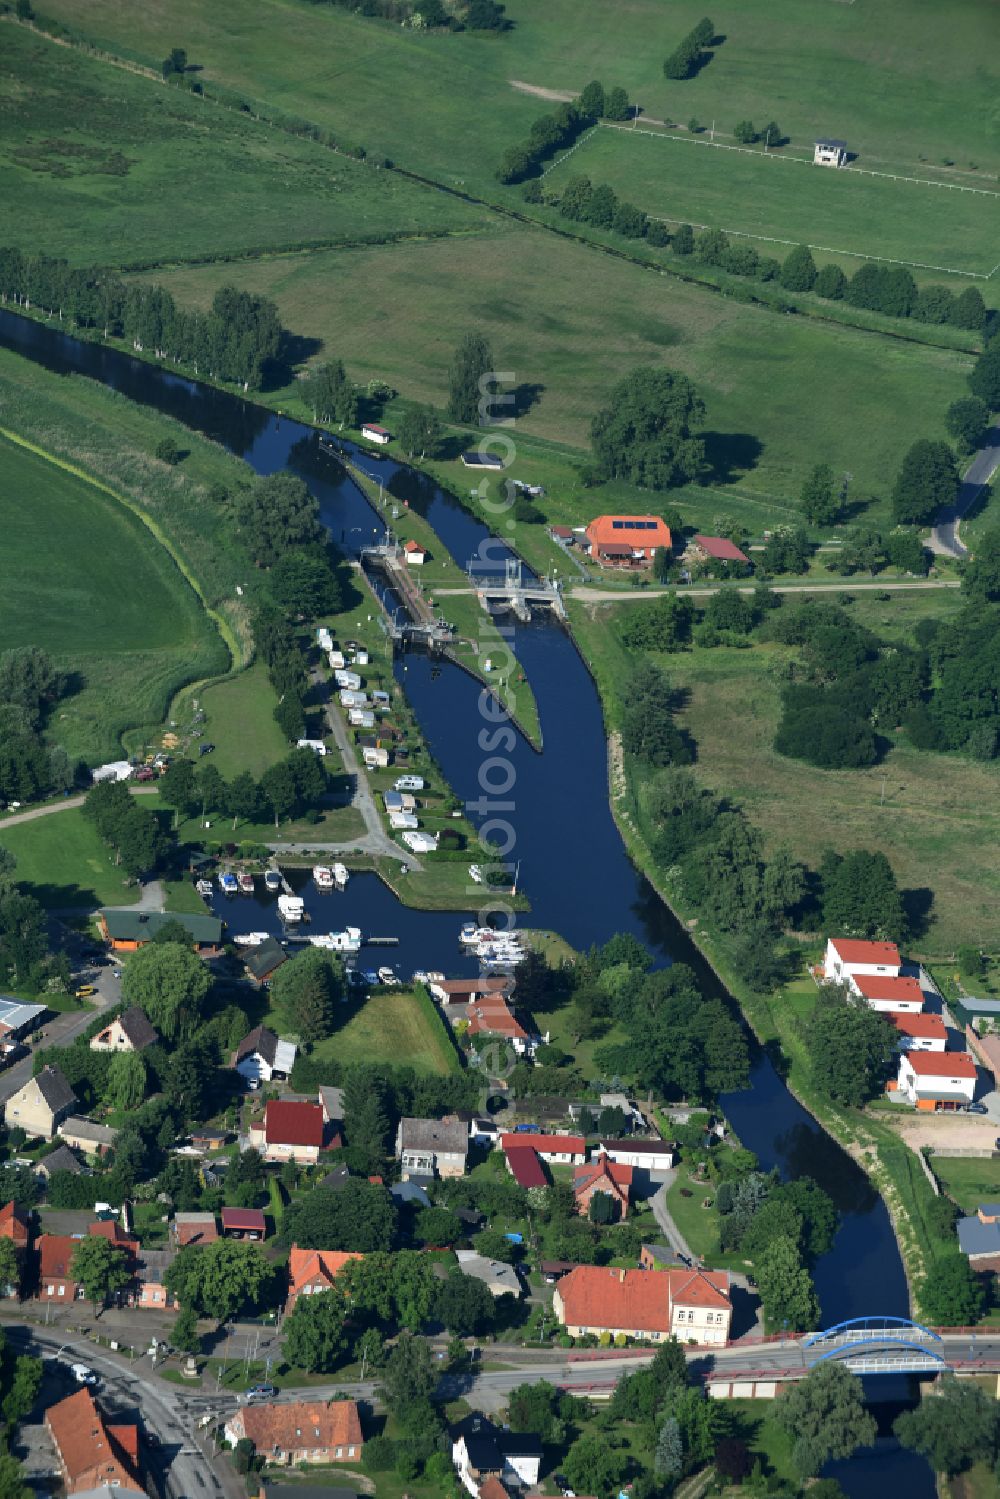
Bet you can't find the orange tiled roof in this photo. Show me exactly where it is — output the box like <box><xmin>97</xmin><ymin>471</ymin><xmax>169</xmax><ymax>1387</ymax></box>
<box><xmin>288</xmin><ymin>1245</ymin><xmax>362</xmax><ymax>1295</ymax></box>
<box><xmin>573</xmin><ymin>1155</ymin><xmax>633</xmax><ymax>1197</ymax></box>
<box><xmin>557</xmin><ymin>1264</ymin><xmax>730</xmax><ymax>1330</ymax></box>
<box><xmin>851</xmin><ymin>974</ymin><xmax>923</xmax><ymax>1004</ymax></box>
<box><xmin>89</xmin><ymin>1221</ymin><xmax>139</xmax><ymax>1255</ymax></box>
<box><xmin>500</xmin><ymin>1132</ymin><xmax>585</xmax><ymax>1155</ymax></box>
<box><xmin>888</xmin><ymin>1011</ymin><xmax>947</xmax><ymax>1040</ymax></box>
<box><xmin>0</xmin><ymin>1199</ymin><xmax>29</xmax><ymax>1245</ymax></box>
<box><xmin>829</xmin><ymin>938</ymin><xmax>901</xmax><ymax>967</ymax></box>
<box><xmin>903</xmin><ymin>1050</ymin><xmax>977</xmax><ymax>1078</ymax></box>
<box><xmin>39</xmin><ymin>1234</ymin><xmax>78</xmax><ymax>1281</ymax></box>
<box><xmin>669</xmin><ymin>1267</ymin><xmax>732</xmax><ymax>1309</ymax></box>
<box><xmin>46</xmin><ymin>1388</ymin><xmax>143</xmax><ymax>1493</ymax></box>
<box><xmin>233</xmin><ymin>1398</ymin><xmax>362</xmax><ymax>1454</ymax></box>
<box><xmin>585</xmin><ymin>515</ymin><xmax>673</xmax><ymax>550</ymax></box>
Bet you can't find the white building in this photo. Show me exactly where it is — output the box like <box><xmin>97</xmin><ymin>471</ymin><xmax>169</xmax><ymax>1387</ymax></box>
<box><xmin>234</xmin><ymin>1025</ymin><xmax>297</xmax><ymax>1085</ymax></box>
<box><xmin>296</xmin><ymin>739</ymin><xmax>328</xmax><ymax>757</ymax></box>
<box><xmin>896</xmin><ymin>1050</ymin><xmax>977</xmax><ymax>1110</ymax></box>
<box><xmin>599</xmin><ymin>1139</ymin><xmax>676</xmax><ymax>1172</ymax></box>
<box><xmin>849</xmin><ymin>973</ymin><xmax>924</xmax><ymax>1013</ymax></box>
<box><xmin>888</xmin><ymin>1012</ymin><xmax>947</xmax><ymax>1052</ymax></box>
<box><xmin>91</xmin><ymin>761</ymin><xmax>132</xmax><ymax>784</ymax></box>
<box><xmin>451</xmin><ymin>1417</ymin><xmax>542</xmax><ymax>1498</ymax></box>
<box><xmin>814</xmin><ymin>137</ymin><xmax>847</xmax><ymax>167</ymax></box>
<box><xmin>316</xmin><ymin>627</ymin><xmax>334</xmax><ymax>652</ymax></box>
<box><xmin>361</xmin><ymin>423</ymin><xmax>392</xmax><ymax>446</ymax></box>
<box><xmin>824</xmin><ymin>937</ymin><xmax>901</xmax><ymax>984</ymax></box>
<box><xmin>401</xmin><ymin>830</ymin><xmax>439</xmax><ymax>853</ymax></box>
<box><xmin>396</xmin><ymin>1117</ymin><xmax>469</xmax><ymax>1178</ymax></box>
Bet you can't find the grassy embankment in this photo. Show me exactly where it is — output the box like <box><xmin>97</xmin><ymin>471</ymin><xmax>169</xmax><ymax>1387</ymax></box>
<box><xmin>0</xmin><ymin>434</ymin><xmax>227</xmax><ymax>763</ymax></box>
<box><xmin>568</xmin><ymin>592</ymin><xmax>992</xmax><ymax>1313</ymax></box>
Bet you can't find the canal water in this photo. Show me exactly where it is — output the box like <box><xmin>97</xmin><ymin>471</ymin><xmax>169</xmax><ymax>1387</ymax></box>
<box><xmin>0</xmin><ymin>310</ymin><xmax>934</xmax><ymax>1496</ymax></box>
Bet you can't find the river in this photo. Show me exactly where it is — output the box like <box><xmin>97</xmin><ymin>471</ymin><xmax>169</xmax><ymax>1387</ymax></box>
<box><xmin>0</xmin><ymin>309</ymin><xmax>935</xmax><ymax>1496</ymax></box>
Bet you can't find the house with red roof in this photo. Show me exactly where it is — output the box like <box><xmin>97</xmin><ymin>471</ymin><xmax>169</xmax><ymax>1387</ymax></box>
<box><xmin>553</xmin><ymin>1264</ymin><xmax>732</xmax><ymax>1345</ymax></box>
<box><xmin>402</xmin><ymin>539</ymin><xmax>427</xmax><ymax>565</ymax></box>
<box><xmin>573</xmin><ymin>1154</ymin><xmax>632</xmax><ymax>1219</ymax></box>
<box><xmin>247</xmin><ymin>1100</ymin><xmax>325</xmax><ymax>1164</ymax></box>
<box><xmin>887</xmin><ymin>1011</ymin><xmax>947</xmax><ymax>1052</ymax></box>
<box><xmin>848</xmin><ymin>973</ymin><xmax>924</xmax><ymax>1013</ymax></box>
<box><xmin>47</xmin><ymin>1387</ymin><xmax>144</xmax><ymax>1494</ymax></box>
<box><xmin>500</xmin><ymin>1132</ymin><xmax>586</xmax><ymax>1165</ymax></box>
<box><xmin>224</xmin><ymin>1397</ymin><xmax>363</xmax><ymax>1466</ymax></box>
<box><xmin>505</xmin><ymin>1146</ymin><xmax>548</xmax><ymax>1189</ymax></box>
<box><xmin>37</xmin><ymin>1234</ymin><xmax>83</xmax><ymax>1303</ymax></box>
<box><xmin>823</xmin><ymin>937</ymin><xmax>901</xmax><ymax>984</ymax></box>
<box><xmin>286</xmin><ymin>1244</ymin><xmax>362</xmax><ymax>1312</ymax></box>
<box><xmin>687</xmin><ymin>534</ymin><xmax>751</xmax><ymax>566</ymax></box>
<box><xmin>584</xmin><ymin>515</ymin><xmax>672</xmax><ymax>567</ymax></box>
<box><xmin>0</xmin><ymin>1199</ymin><xmax>30</xmax><ymax>1252</ymax></box>
<box><xmin>895</xmin><ymin>1050</ymin><xmax>978</xmax><ymax>1110</ymax></box>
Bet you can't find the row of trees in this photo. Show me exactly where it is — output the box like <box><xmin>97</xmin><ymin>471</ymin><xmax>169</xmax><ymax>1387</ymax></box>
<box><xmin>0</xmin><ymin>251</ymin><xmax>286</xmax><ymax>391</ymax></box>
<box><xmin>84</xmin><ymin>779</ymin><xmax>167</xmax><ymax>878</ymax></box>
<box><xmin>663</xmin><ymin>16</ymin><xmax>717</xmax><ymax>79</ymax></box>
<box><xmin>0</xmin><ymin>646</ymin><xmax>77</xmax><ymax>805</ymax></box>
<box><xmin>496</xmin><ymin>79</ymin><xmax>630</xmax><ymax>184</ymax></box>
<box><xmin>160</xmin><ymin>743</ymin><xmax>328</xmax><ymax>831</ymax></box>
<box><xmin>304</xmin><ymin>0</ymin><xmax>506</xmax><ymax>30</ymax></box>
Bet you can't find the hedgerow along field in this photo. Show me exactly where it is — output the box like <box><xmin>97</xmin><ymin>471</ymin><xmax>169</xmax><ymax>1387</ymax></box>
<box><xmin>0</xmin><ymin>434</ymin><xmax>227</xmax><ymax>763</ymax></box>
<box><xmin>136</xmin><ymin>226</ymin><xmax>972</xmax><ymax>522</ymax></box>
<box><xmin>546</xmin><ymin>125</ymin><xmax>1000</xmax><ymax>279</ymax></box>
<box><xmin>35</xmin><ymin>0</ymin><xmax>1000</xmax><ymax>192</ymax></box>
<box><xmin>0</xmin><ymin>27</ymin><xmax>489</xmax><ymax>268</ymax></box>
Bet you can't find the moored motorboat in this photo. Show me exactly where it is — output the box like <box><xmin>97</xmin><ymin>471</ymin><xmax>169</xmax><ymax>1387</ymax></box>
<box><xmin>264</xmin><ymin>870</ymin><xmax>282</xmax><ymax>892</ymax></box>
<box><xmin>277</xmin><ymin>894</ymin><xmax>305</xmax><ymax>922</ymax></box>
<box><xmin>238</xmin><ymin>871</ymin><xmax>255</xmax><ymax>894</ymax></box>
<box><xmin>218</xmin><ymin>872</ymin><xmax>239</xmax><ymax>895</ymax></box>
<box><xmin>332</xmin><ymin>863</ymin><xmax>349</xmax><ymax>888</ymax></box>
<box><xmin>195</xmin><ymin>879</ymin><xmax>214</xmax><ymax>898</ymax></box>
<box><xmin>233</xmin><ymin>931</ymin><xmax>270</xmax><ymax>947</ymax></box>
<box><xmin>313</xmin><ymin>866</ymin><xmax>335</xmax><ymax>890</ymax></box>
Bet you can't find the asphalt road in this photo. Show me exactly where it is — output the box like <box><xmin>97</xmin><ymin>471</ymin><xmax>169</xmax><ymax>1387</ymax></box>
<box><xmin>929</xmin><ymin>421</ymin><xmax>1000</xmax><ymax>558</ymax></box>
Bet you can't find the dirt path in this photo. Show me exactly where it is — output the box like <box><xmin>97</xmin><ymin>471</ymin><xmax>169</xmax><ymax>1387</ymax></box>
<box><xmin>509</xmin><ymin>78</ymin><xmax>575</xmax><ymax>102</ymax></box>
<box><xmin>571</xmin><ymin>578</ymin><xmax>961</xmax><ymax>603</ymax></box>
<box><xmin>0</xmin><ymin>784</ymin><xmax>158</xmax><ymax>830</ymax></box>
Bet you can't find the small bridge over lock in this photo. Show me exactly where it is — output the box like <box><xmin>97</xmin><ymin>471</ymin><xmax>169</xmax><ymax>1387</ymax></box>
<box><xmin>469</xmin><ymin>559</ymin><xmax>567</xmax><ymax>623</ymax></box>
<box><xmin>360</xmin><ymin>541</ymin><xmax>456</xmax><ymax>649</ymax></box>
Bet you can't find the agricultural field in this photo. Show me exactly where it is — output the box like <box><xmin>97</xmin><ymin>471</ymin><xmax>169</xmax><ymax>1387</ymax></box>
<box><xmin>0</xmin><ymin>434</ymin><xmax>227</xmax><ymax>762</ymax></box>
<box><xmin>36</xmin><ymin>0</ymin><xmax>1000</xmax><ymax>191</ymax></box>
<box><xmin>142</xmin><ymin>226</ymin><xmax>972</xmax><ymax>518</ymax></box>
<box><xmin>0</xmin><ymin>26</ymin><xmax>489</xmax><ymax>267</ymax></box>
<box><xmin>547</xmin><ymin>125</ymin><xmax>1000</xmax><ymax>278</ymax></box>
<box><xmin>569</xmin><ymin>590</ymin><xmax>1000</xmax><ymax>956</ymax></box>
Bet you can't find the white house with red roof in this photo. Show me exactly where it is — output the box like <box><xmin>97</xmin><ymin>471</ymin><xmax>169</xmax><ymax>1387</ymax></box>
<box><xmin>895</xmin><ymin>1050</ymin><xmax>977</xmax><ymax>1110</ymax></box>
<box><xmin>500</xmin><ymin>1132</ymin><xmax>585</xmax><ymax>1165</ymax></box>
<box><xmin>824</xmin><ymin>938</ymin><xmax>901</xmax><ymax>984</ymax></box>
<box><xmin>247</xmin><ymin>1100</ymin><xmax>325</xmax><ymax>1164</ymax></box>
<box><xmin>887</xmin><ymin>1011</ymin><xmax>947</xmax><ymax>1052</ymax></box>
<box><xmin>553</xmin><ymin>1264</ymin><xmax>732</xmax><ymax>1345</ymax></box>
<box><xmin>848</xmin><ymin>973</ymin><xmax>924</xmax><ymax>1013</ymax></box>
<box><xmin>402</xmin><ymin>539</ymin><xmax>427</xmax><ymax>565</ymax></box>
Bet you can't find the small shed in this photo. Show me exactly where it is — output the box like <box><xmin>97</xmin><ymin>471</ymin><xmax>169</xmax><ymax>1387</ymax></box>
<box><xmin>220</xmin><ymin>1206</ymin><xmax>266</xmax><ymax>1241</ymax></box>
<box><xmin>814</xmin><ymin>138</ymin><xmax>847</xmax><ymax>167</ymax></box>
<box><xmin>361</xmin><ymin>423</ymin><xmax>393</xmax><ymax>446</ymax></box>
<box><xmin>403</xmin><ymin>539</ymin><xmax>427</xmax><ymax>566</ymax></box>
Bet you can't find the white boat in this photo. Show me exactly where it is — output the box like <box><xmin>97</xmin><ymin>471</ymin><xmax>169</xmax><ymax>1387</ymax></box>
<box><xmin>460</xmin><ymin>924</ymin><xmax>498</xmax><ymax>946</ymax></box>
<box><xmin>264</xmin><ymin>870</ymin><xmax>282</xmax><ymax>892</ymax></box>
<box><xmin>195</xmin><ymin>879</ymin><xmax>213</xmax><ymax>898</ymax></box>
<box><xmin>412</xmin><ymin>969</ymin><xmax>429</xmax><ymax>985</ymax></box>
<box><xmin>313</xmin><ymin>866</ymin><xmax>335</xmax><ymax>891</ymax></box>
<box><xmin>277</xmin><ymin>894</ymin><xmax>305</xmax><ymax>922</ymax></box>
<box><xmin>238</xmin><ymin>871</ymin><xmax>255</xmax><ymax>894</ymax></box>
<box><xmin>218</xmin><ymin>872</ymin><xmax>239</xmax><ymax>895</ymax></box>
<box><xmin>426</xmin><ymin>970</ymin><xmax>445</xmax><ymax>984</ymax></box>
<box><xmin>309</xmin><ymin>927</ymin><xmax>362</xmax><ymax>954</ymax></box>
<box><xmin>332</xmin><ymin>863</ymin><xmax>349</xmax><ymax>888</ymax></box>
<box><xmin>468</xmin><ymin>864</ymin><xmax>484</xmax><ymax>885</ymax></box>
<box><xmin>378</xmin><ymin>967</ymin><xmax>399</xmax><ymax>985</ymax></box>
<box><xmin>233</xmin><ymin>932</ymin><xmax>271</xmax><ymax>947</ymax></box>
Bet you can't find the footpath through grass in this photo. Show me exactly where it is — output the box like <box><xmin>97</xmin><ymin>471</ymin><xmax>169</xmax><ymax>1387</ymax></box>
<box><xmin>0</xmin><ymin>431</ymin><xmax>227</xmax><ymax>763</ymax></box>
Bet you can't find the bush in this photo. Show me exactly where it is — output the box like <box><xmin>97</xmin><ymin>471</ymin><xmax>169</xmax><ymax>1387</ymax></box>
<box><xmin>363</xmin><ymin>1436</ymin><xmax>398</xmax><ymax>1472</ymax></box>
<box><xmin>814</xmin><ymin>263</ymin><xmax>847</xmax><ymax>300</ymax></box>
<box><xmin>155</xmin><ymin>437</ymin><xmax>181</xmax><ymax>465</ymax></box>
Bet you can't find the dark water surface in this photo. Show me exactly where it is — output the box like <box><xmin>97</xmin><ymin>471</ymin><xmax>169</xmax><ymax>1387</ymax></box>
<box><xmin>0</xmin><ymin>310</ymin><xmax>933</xmax><ymax>1497</ymax></box>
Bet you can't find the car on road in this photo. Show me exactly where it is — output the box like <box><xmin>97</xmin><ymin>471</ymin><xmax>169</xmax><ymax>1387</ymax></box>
<box><xmin>967</xmin><ymin>1103</ymin><xmax>989</xmax><ymax>1115</ymax></box>
<box><xmin>74</xmin><ymin>985</ymin><xmax>96</xmax><ymax>999</ymax></box>
<box><xmin>69</xmin><ymin>1364</ymin><xmax>98</xmax><ymax>1386</ymax></box>
<box><xmin>245</xmin><ymin>1383</ymin><xmax>277</xmax><ymax>1403</ymax></box>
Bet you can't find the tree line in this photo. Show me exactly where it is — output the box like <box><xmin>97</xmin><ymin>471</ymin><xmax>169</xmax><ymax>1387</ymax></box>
<box><xmin>0</xmin><ymin>250</ymin><xmax>287</xmax><ymax>391</ymax></box>
<box><xmin>303</xmin><ymin>0</ymin><xmax>506</xmax><ymax>29</ymax></box>
<box><xmin>497</xmin><ymin>78</ymin><xmax>631</xmax><ymax>185</ymax></box>
<box><xmin>0</xmin><ymin>646</ymin><xmax>77</xmax><ymax>806</ymax></box>
<box><xmin>663</xmin><ymin>16</ymin><xmax>719</xmax><ymax>80</ymax></box>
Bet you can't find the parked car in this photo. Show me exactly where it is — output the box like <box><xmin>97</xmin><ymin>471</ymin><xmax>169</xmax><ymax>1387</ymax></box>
<box><xmin>199</xmin><ymin>743</ymin><xmax>215</xmax><ymax>757</ymax></box>
<box><xmin>134</xmin><ymin>767</ymin><xmax>156</xmax><ymax>783</ymax></box>
<box><xmin>246</xmin><ymin>1383</ymin><xmax>277</xmax><ymax>1403</ymax></box>
<box><xmin>967</xmin><ymin>1103</ymin><xmax>989</xmax><ymax>1115</ymax></box>
<box><xmin>69</xmin><ymin>1364</ymin><xmax>98</xmax><ymax>1387</ymax></box>
<box><xmin>74</xmin><ymin>985</ymin><xmax>96</xmax><ymax>999</ymax></box>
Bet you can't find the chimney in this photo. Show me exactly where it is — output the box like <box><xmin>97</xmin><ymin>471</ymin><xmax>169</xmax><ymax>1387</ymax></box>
<box><xmin>619</xmin><ymin>1268</ymin><xmax>626</xmax><ymax>1283</ymax></box>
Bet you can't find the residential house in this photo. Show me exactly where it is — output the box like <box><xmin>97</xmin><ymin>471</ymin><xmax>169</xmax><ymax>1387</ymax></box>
<box><xmin>401</xmin><ymin>830</ymin><xmax>438</xmax><ymax>854</ymax></box>
<box><xmin>36</xmin><ymin>1144</ymin><xmax>84</xmax><ymax>1180</ymax></box>
<box><xmin>0</xmin><ymin>1200</ymin><xmax>30</xmax><ymax>1251</ymax></box>
<box><xmin>823</xmin><ymin>937</ymin><xmax>901</xmax><ymax>984</ymax></box>
<box><xmin>429</xmin><ymin>976</ymin><xmax>513</xmax><ymax>1008</ymax></box>
<box><xmin>894</xmin><ymin>1050</ymin><xmax>978</xmax><ymax>1111</ymax></box>
<box><xmin>225</xmin><ymin>1399</ymin><xmax>363</xmax><ymax>1466</ymax></box>
<box><xmin>97</xmin><ymin>908</ymin><xmax>222</xmax><ymax>954</ymax></box>
<box><xmin>848</xmin><ymin>973</ymin><xmax>925</xmax><ymax>1013</ymax></box>
<box><xmin>554</xmin><ymin>1264</ymin><xmax>732</xmax><ymax>1345</ymax></box>
<box><xmin>957</xmin><ymin>1205</ymin><xmax>1000</xmax><ymax>1271</ymax></box>
<box><xmin>451</xmin><ymin>1415</ymin><xmax>542</xmax><ymax>1497</ymax></box>
<box><xmin>686</xmin><ymin>534</ymin><xmax>751</xmax><ymax>567</ymax></box>
<box><xmin>500</xmin><ymin>1132</ymin><xmax>586</xmax><ymax>1165</ymax></box>
<box><xmin>220</xmin><ymin>1207</ymin><xmax>266</xmax><ymax>1241</ymax></box>
<box><xmin>465</xmin><ymin>997</ymin><xmax>535</xmax><ymax>1055</ymax></box>
<box><xmin>170</xmin><ymin>1212</ymin><xmax>218</xmax><ymax>1248</ymax></box>
<box><xmin>234</xmin><ymin>1025</ymin><xmax>297</xmax><ymax>1086</ymax></box>
<box><xmin>89</xmin><ymin>1007</ymin><xmax>159</xmax><ymax>1054</ymax></box>
<box><xmin>5</xmin><ymin>1066</ymin><xmax>77</xmax><ymax>1140</ymax></box>
<box><xmin>47</xmin><ymin>1388</ymin><xmax>144</xmax><ymax>1494</ymax></box>
<box><xmin>454</xmin><ymin>1250</ymin><xmax>522</xmax><ymax>1299</ymax></box>
<box><xmin>599</xmin><ymin>1138</ymin><xmax>676</xmax><ymax>1172</ymax></box>
<box><xmin>248</xmin><ymin>1101</ymin><xmax>325</xmax><ymax>1165</ymax></box>
<box><xmin>89</xmin><ymin>1220</ymin><xmax>139</xmax><ymax>1258</ymax></box>
<box><xmin>0</xmin><ymin>996</ymin><xmax>47</xmax><ymax>1043</ymax></box>
<box><xmin>403</xmin><ymin>539</ymin><xmax>426</xmax><ymax>565</ymax></box>
<box><xmin>37</xmin><ymin>1234</ymin><xmax>83</xmax><ymax>1302</ymax></box>
<box><xmin>888</xmin><ymin>1011</ymin><xmax>947</xmax><ymax>1051</ymax></box>
<box><xmin>59</xmin><ymin>1118</ymin><xmax>119</xmax><ymax>1157</ymax></box>
<box><xmin>573</xmin><ymin>1154</ymin><xmax>632</xmax><ymax>1219</ymax></box>
<box><xmin>584</xmin><ymin>515</ymin><xmax>673</xmax><ymax>566</ymax></box>
<box><xmin>640</xmin><ymin>1244</ymin><xmax>680</xmax><ymax>1271</ymax></box>
<box><xmin>243</xmin><ymin>937</ymin><xmax>288</xmax><ymax>987</ymax></box>
<box><xmin>550</xmin><ymin>524</ymin><xmax>575</xmax><ymax>545</ymax></box>
<box><xmin>133</xmin><ymin>1247</ymin><xmax>178</xmax><ymax>1311</ymax></box>
<box><xmin>505</xmin><ymin>1146</ymin><xmax>548</xmax><ymax>1189</ymax></box>
<box><xmin>285</xmin><ymin>1245</ymin><xmax>363</xmax><ymax>1313</ymax></box>
<box><xmin>396</xmin><ymin>1117</ymin><xmax>469</xmax><ymax>1179</ymax></box>
<box><xmin>814</xmin><ymin>137</ymin><xmax>847</xmax><ymax>167</ymax></box>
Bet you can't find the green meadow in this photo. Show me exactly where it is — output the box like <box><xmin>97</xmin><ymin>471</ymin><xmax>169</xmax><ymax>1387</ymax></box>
<box><xmin>0</xmin><ymin>434</ymin><xmax>227</xmax><ymax>762</ymax></box>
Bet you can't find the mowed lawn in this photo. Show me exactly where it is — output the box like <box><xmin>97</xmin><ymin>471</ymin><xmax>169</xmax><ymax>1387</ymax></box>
<box><xmin>196</xmin><ymin>663</ymin><xmax>289</xmax><ymax>780</ymax></box>
<box><xmin>0</xmin><ymin>436</ymin><xmax>226</xmax><ymax>761</ymax></box>
<box><xmin>291</xmin><ymin>989</ymin><xmax>460</xmax><ymax>1075</ymax></box>
<box><xmin>142</xmin><ymin>228</ymin><xmax>970</xmax><ymax>507</ymax></box>
<box><xmin>37</xmin><ymin>0</ymin><xmax>1000</xmax><ymax>188</ymax></box>
<box><xmin>0</xmin><ymin>28</ymin><xmax>487</xmax><ymax>266</ymax></box>
<box><xmin>933</xmin><ymin>1158</ymin><xmax>1000</xmax><ymax>1215</ymax></box>
<box><xmin>550</xmin><ymin>127</ymin><xmax>1000</xmax><ymax>276</ymax></box>
<box><xmin>0</xmin><ymin>807</ymin><xmax>137</xmax><ymax>909</ymax></box>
